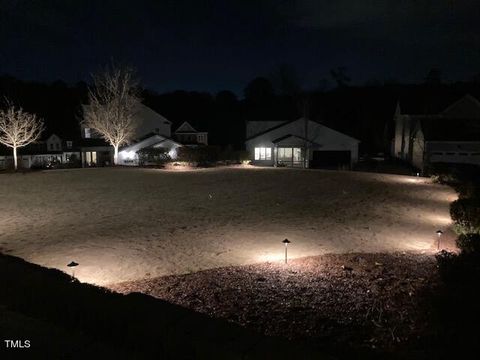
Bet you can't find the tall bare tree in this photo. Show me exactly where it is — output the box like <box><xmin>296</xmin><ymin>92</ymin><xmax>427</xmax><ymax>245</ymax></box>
<box><xmin>0</xmin><ymin>104</ymin><xmax>44</xmax><ymax>170</ymax></box>
<box><xmin>83</xmin><ymin>64</ymin><xmax>140</xmax><ymax>164</ymax></box>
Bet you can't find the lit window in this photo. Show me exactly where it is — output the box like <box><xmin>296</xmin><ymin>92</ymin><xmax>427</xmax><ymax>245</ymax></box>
<box><xmin>254</xmin><ymin>147</ymin><xmax>271</xmax><ymax>160</ymax></box>
<box><xmin>84</xmin><ymin>128</ymin><xmax>91</xmax><ymax>138</ymax></box>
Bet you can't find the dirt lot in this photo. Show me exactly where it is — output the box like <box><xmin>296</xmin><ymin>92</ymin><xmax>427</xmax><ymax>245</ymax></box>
<box><xmin>0</xmin><ymin>166</ymin><xmax>456</xmax><ymax>285</ymax></box>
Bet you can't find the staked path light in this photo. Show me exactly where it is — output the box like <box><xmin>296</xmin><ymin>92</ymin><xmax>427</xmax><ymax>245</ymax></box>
<box><xmin>436</xmin><ymin>230</ymin><xmax>444</xmax><ymax>250</ymax></box>
<box><xmin>67</xmin><ymin>261</ymin><xmax>79</xmax><ymax>280</ymax></box>
<box><xmin>282</xmin><ymin>238</ymin><xmax>291</xmax><ymax>264</ymax></box>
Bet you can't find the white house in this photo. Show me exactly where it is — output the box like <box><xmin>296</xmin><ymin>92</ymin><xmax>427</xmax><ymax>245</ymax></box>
<box><xmin>174</xmin><ymin>121</ymin><xmax>208</xmax><ymax>145</ymax></box>
<box><xmin>392</xmin><ymin>94</ymin><xmax>480</xmax><ymax>170</ymax></box>
<box><xmin>245</xmin><ymin>118</ymin><xmax>360</xmax><ymax>168</ymax></box>
<box><xmin>82</xmin><ymin>104</ymin><xmax>208</xmax><ymax>166</ymax></box>
<box><xmin>81</xmin><ymin>102</ymin><xmax>172</xmax><ymax>141</ymax></box>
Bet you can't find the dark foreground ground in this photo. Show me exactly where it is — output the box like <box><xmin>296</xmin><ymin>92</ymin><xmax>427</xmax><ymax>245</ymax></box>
<box><xmin>2</xmin><ymin>251</ymin><xmax>480</xmax><ymax>359</ymax></box>
<box><xmin>111</xmin><ymin>253</ymin><xmax>438</xmax><ymax>357</ymax></box>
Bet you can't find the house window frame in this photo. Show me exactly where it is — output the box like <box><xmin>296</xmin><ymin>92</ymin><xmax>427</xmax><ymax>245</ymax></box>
<box><xmin>254</xmin><ymin>147</ymin><xmax>271</xmax><ymax>160</ymax></box>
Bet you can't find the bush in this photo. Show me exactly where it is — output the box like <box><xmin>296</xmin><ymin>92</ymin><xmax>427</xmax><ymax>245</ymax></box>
<box><xmin>428</xmin><ymin>163</ymin><xmax>480</xmax><ymax>198</ymax></box>
<box><xmin>137</xmin><ymin>147</ymin><xmax>171</xmax><ymax>166</ymax></box>
<box><xmin>177</xmin><ymin>146</ymin><xmax>220</xmax><ymax>166</ymax></box>
<box><xmin>450</xmin><ymin>198</ymin><xmax>480</xmax><ymax>235</ymax></box>
<box><xmin>456</xmin><ymin>233</ymin><xmax>480</xmax><ymax>254</ymax></box>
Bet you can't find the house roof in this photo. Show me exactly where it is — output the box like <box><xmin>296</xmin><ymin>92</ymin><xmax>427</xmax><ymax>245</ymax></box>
<box><xmin>175</xmin><ymin>121</ymin><xmax>198</xmax><ymax>133</ymax></box>
<box><xmin>399</xmin><ymin>94</ymin><xmax>480</xmax><ymax>116</ymax></box>
<box><xmin>272</xmin><ymin>134</ymin><xmax>322</xmax><ymax>146</ymax></box>
<box><xmin>420</xmin><ymin>118</ymin><xmax>480</xmax><ymax>142</ymax></box>
<box><xmin>246</xmin><ymin>118</ymin><xmax>360</xmax><ymax>143</ymax></box>
<box><xmin>245</xmin><ymin>120</ymin><xmax>294</xmax><ymax>141</ymax></box>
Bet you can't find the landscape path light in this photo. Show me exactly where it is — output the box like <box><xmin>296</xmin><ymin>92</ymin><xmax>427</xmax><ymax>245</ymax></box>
<box><xmin>436</xmin><ymin>230</ymin><xmax>444</xmax><ymax>250</ymax></box>
<box><xmin>282</xmin><ymin>238</ymin><xmax>291</xmax><ymax>264</ymax></box>
<box><xmin>67</xmin><ymin>261</ymin><xmax>79</xmax><ymax>280</ymax></box>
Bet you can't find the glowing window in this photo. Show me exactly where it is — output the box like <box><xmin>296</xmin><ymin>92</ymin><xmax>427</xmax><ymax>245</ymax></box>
<box><xmin>254</xmin><ymin>147</ymin><xmax>271</xmax><ymax>160</ymax></box>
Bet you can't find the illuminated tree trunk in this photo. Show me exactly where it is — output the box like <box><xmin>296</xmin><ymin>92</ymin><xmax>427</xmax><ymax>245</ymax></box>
<box><xmin>113</xmin><ymin>144</ymin><xmax>119</xmax><ymax>165</ymax></box>
<box><xmin>13</xmin><ymin>146</ymin><xmax>17</xmax><ymax>171</ymax></box>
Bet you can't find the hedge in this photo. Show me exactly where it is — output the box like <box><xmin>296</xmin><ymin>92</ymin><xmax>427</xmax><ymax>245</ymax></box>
<box><xmin>456</xmin><ymin>233</ymin><xmax>480</xmax><ymax>255</ymax></box>
<box><xmin>450</xmin><ymin>198</ymin><xmax>480</xmax><ymax>235</ymax></box>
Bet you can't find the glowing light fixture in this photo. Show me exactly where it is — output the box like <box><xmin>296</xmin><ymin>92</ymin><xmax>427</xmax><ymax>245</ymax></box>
<box><xmin>67</xmin><ymin>261</ymin><xmax>79</xmax><ymax>280</ymax></box>
<box><xmin>282</xmin><ymin>238</ymin><xmax>291</xmax><ymax>264</ymax></box>
<box><xmin>436</xmin><ymin>230</ymin><xmax>444</xmax><ymax>250</ymax></box>
<box><xmin>168</xmin><ymin>148</ymin><xmax>177</xmax><ymax>159</ymax></box>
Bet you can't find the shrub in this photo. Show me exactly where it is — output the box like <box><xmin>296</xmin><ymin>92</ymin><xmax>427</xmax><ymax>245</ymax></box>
<box><xmin>450</xmin><ymin>198</ymin><xmax>480</xmax><ymax>235</ymax></box>
<box><xmin>137</xmin><ymin>147</ymin><xmax>170</xmax><ymax>166</ymax></box>
<box><xmin>177</xmin><ymin>146</ymin><xmax>220</xmax><ymax>166</ymax></box>
<box><xmin>456</xmin><ymin>233</ymin><xmax>480</xmax><ymax>254</ymax></box>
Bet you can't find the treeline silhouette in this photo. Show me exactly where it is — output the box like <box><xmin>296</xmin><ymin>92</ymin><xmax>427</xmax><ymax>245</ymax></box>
<box><xmin>2</xmin><ymin>74</ymin><xmax>480</xmax><ymax>155</ymax></box>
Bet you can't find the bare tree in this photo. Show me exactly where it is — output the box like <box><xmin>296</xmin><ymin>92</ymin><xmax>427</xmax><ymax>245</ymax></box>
<box><xmin>83</xmin><ymin>64</ymin><xmax>141</xmax><ymax>164</ymax></box>
<box><xmin>0</xmin><ymin>104</ymin><xmax>44</xmax><ymax>170</ymax></box>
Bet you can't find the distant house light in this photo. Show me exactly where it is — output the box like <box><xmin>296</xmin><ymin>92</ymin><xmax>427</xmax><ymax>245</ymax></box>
<box><xmin>84</xmin><ymin>128</ymin><xmax>91</xmax><ymax>139</ymax></box>
<box><xmin>255</xmin><ymin>147</ymin><xmax>271</xmax><ymax>160</ymax></box>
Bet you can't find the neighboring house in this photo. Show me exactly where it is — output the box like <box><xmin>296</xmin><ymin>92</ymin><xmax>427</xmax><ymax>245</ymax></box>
<box><xmin>174</xmin><ymin>121</ymin><xmax>208</xmax><ymax>145</ymax></box>
<box><xmin>245</xmin><ymin>118</ymin><xmax>360</xmax><ymax>168</ymax></box>
<box><xmin>118</xmin><ymin>121</ymin><xmax>209</xmax><ymax>166</ymax></box>
<box><xmin>392</xmin><ymin>94</ymin><xmax>480</xmax><ymax>171</ymax></box>
<box><xmin>82</xmin><ymin>103</ymin><xmax>172</xmax><ymax>141</ymax></box>
<box><xmin>1</xmin><ymin>103</ymin><xmax>208</xmax><ymax>169</ymax></box>
<box><xmin>0</xmin><ymin>133</ymin><xmax>113</xmax><ymax>169</ymax></box>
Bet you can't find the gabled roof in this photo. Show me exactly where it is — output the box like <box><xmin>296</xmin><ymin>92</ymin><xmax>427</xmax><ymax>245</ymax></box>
<box><xmin>272</xmin><ymin>134</ymin><xmax>321</xmax><ymax>146</ymax></box>
<box><xmin>420</xmin><ymin>118</ymin><xmax>480</xmax><ymax>141</ymax></box>
<box><xmin>399</xmin><ymin>94</ymin><xmax>480</xmax><ymax>117</ymax></box>
<box><xmin>245</xmin><ymin>120</ymin><xmax>295</xmax><ymax>141</ymax></box>
<box><xmin>175</xmin><ymin>121</ymin><xmax>197</xmax><ymax>133</ymax></box>
<box><xmin>440</xmin><ymin>94</ymin><xmax>480</xmax><ymax>119</ymax></box>
<box><xmin>120</xmin><ymin>133</ymin><xmax>181</xmax><ymax>152</ymax></box>
<box><xmin>246</xmin><ymin>118</ymin><xmax>360</xmax><ymax>143</ymax></box>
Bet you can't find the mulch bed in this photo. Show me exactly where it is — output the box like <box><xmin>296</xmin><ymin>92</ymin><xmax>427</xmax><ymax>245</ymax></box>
<box><xmin>110</xmin><ymin>252</ymin><xmax>439</xmax><ymax>353</ymax></box>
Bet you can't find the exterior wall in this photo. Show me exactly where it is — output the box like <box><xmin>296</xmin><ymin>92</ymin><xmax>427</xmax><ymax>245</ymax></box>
<box><xmin>426</xmin><ymin>141</ymin><xmax>480</xmax><ymax>166</ymax></box>
<box><xmin>246</xmin><ymin>118</ymin><xmax>359</xmax><ymax>167</ymax></box>
<box><xmin>196</xmin><ymin>132</ymin><xmax>208</xmax><ymax>145</ymax></box>
<box><xmin>46</xmin><ymin>134</ymin><xmax>62</xmax><ymax>152</ymax></box>
<box><xmin>80</xmin><ymin>147</ymin><xmax>113</xmax><ymax>167</ymax></box>
<box><xmin>175</xmin><ymin>132</ymin><xmax>208</xmax><ymax>145</ymax></box>
<box><xmin>411</xmin><ymin>130</ymin><xmax>425</xmax><ymax>170</ymax></box>
<box><xmin>393</xmin><ymin>114</ymin><xmax>404</xmax><ymax>158</ymax></box>
<box><xmin>0</xmin><ymin>153</ymin><xmax>80</xmax><ymax>169</ymax></box>
<box><xmin>134</xmin><ymin>104</ymin><xmax>171</xmax><ymax>139</ymax></box>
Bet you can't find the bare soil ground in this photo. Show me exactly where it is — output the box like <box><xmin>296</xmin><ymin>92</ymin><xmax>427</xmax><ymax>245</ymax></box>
<box><xmin>0</xmin><ymin>167</ymin><xmax>455</xmax><ymax>285</ymax></box>
<box><xmin>111</xmin><ymin>252</ymin><xmax>439</xmax><ymax>354</ymax></box>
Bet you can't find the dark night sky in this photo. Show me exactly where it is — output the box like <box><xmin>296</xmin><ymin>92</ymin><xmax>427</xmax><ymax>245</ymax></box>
<box><xmin>1</xmin><ymin>0</ymin><xmax>479</xmax><ymax>94</ymax></box>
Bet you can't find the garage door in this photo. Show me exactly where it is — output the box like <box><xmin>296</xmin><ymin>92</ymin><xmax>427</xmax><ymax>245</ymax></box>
<box><xmin>310</xmin><ymin>150</ymin><xmax>351</xmax><ymax>169</ymax></box>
